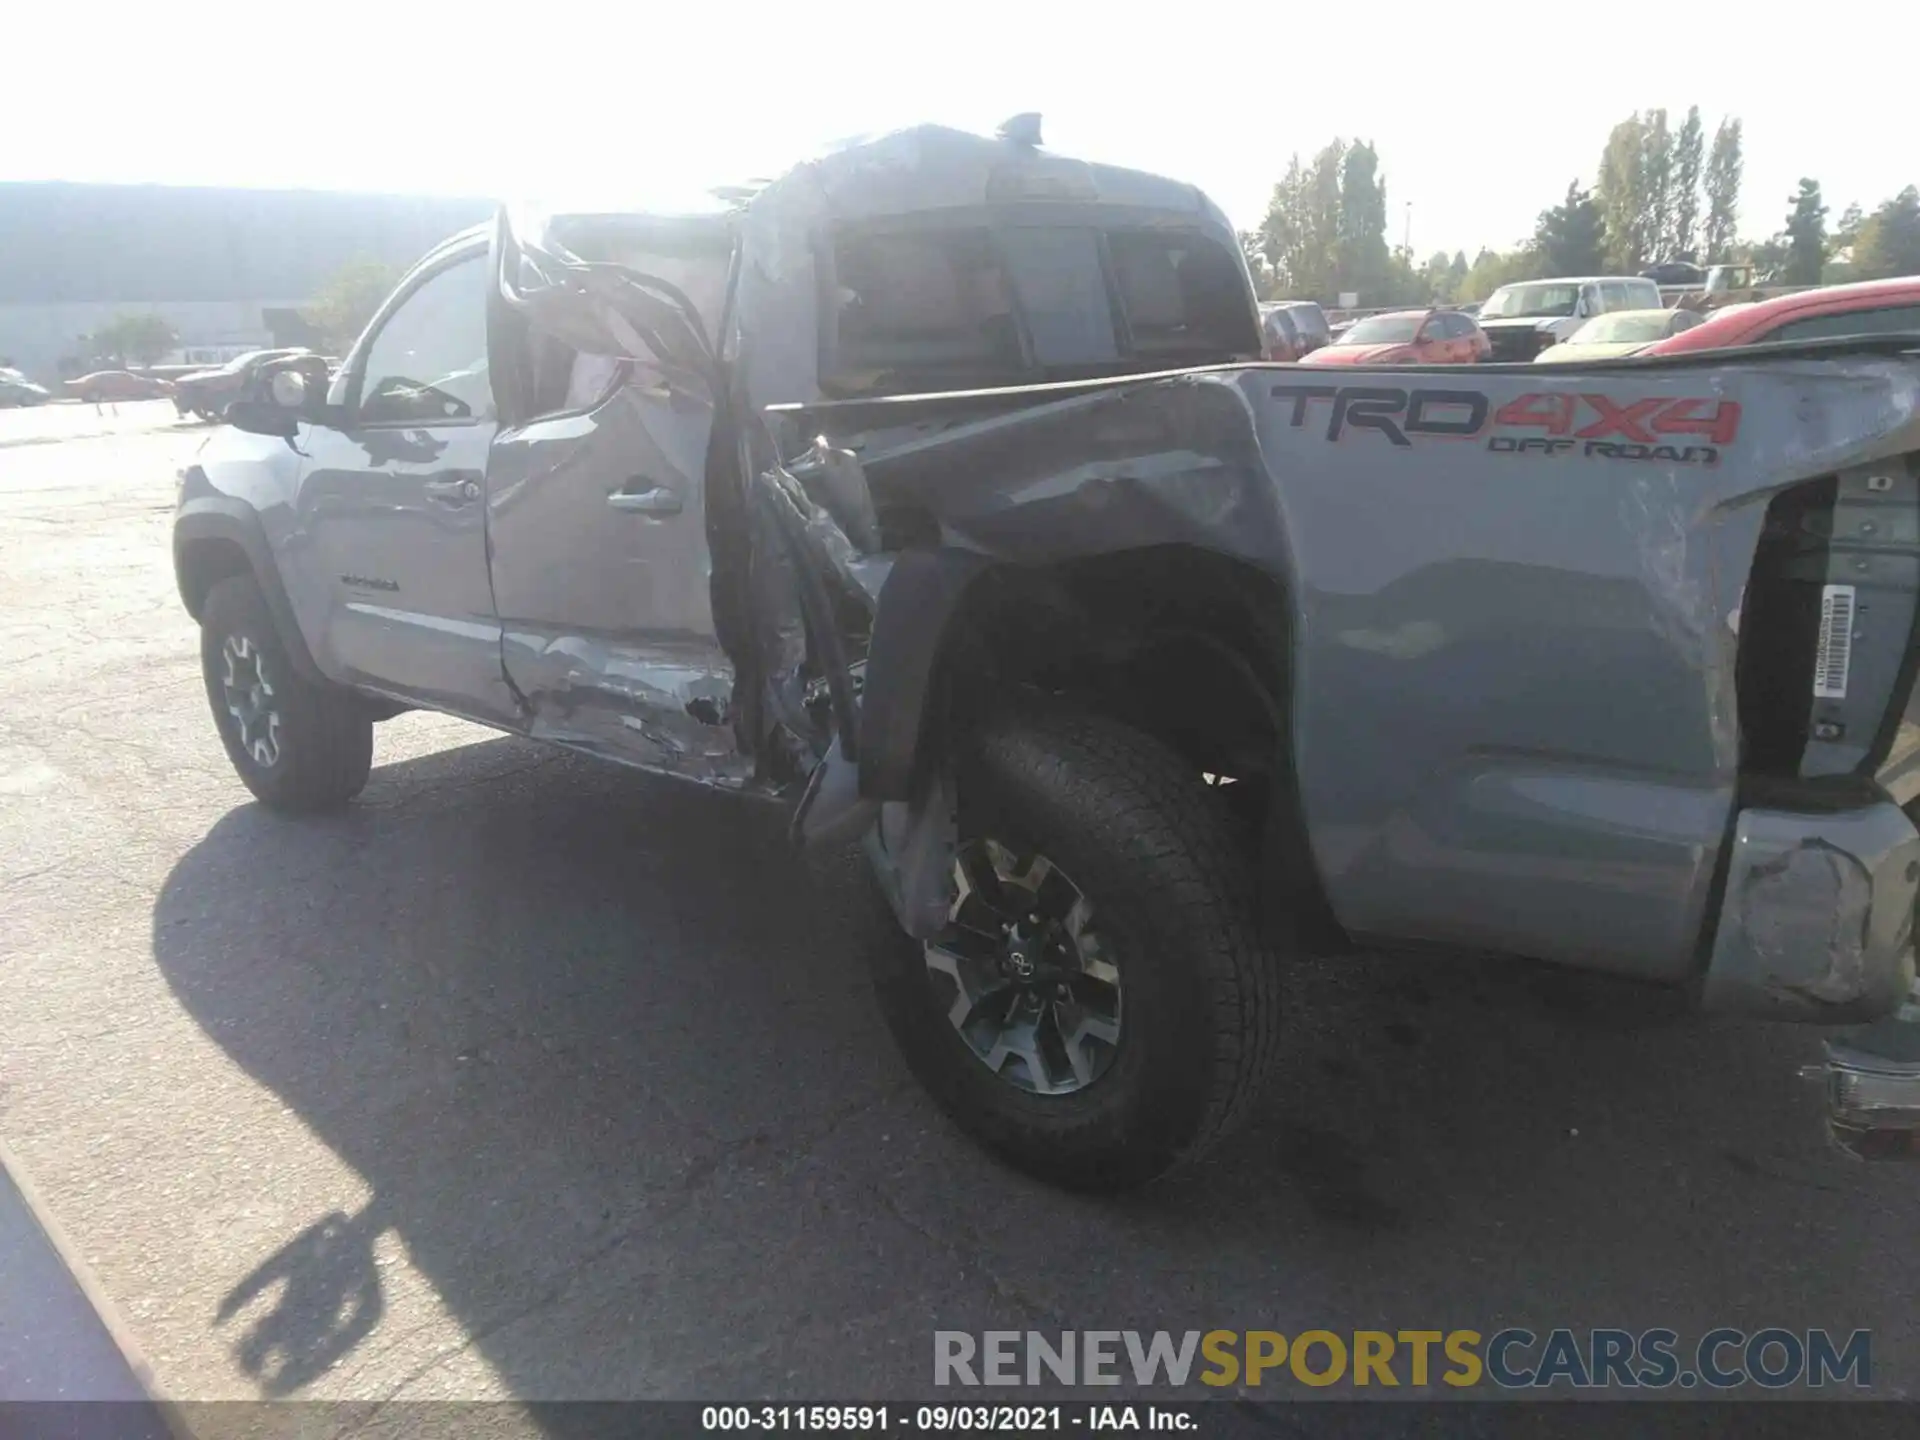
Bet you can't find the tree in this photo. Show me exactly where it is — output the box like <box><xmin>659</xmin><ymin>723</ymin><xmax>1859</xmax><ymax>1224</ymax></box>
<box><xmin>1783</xmin><ymin>178</ymin><xmax>1828</xmax><ymax>286</ymax></box>
<box><xmin>1455</xmin><ymin>246</ymin><xmax>1541</xmax><ymax>303</ymax></box>
<box><xmin>305</xmin><ymin>259</ymin><xmax>402</xmax><ymax>349</ymax></box>
<box><xmin>89</xmin><ymin>312</ymin><xmax>178</xmax><ymax>366</ymax></box>
<box><xmin>1853</xmin><ymin>187</ymin><xmax>1920</xmax><ymax>280</ymax></box>
<box><xmin>1834</xmin><ymin>201</ymin><xmax>1866</xmax><ymax>253</ymax></box>
<box><xmin>1533</xmin><ymin>181</ymin><xmax>1605</xmax><ymax>277</ymax></box>
<box><xmin>1335</xmin><ymin>141</ymin><xmax>1390</xmax><ymax>301</ymax></box>
<box><xmin>1257</xmin><ymin>137</ymin><xmax>1403</xmax><ymax>302</ymax></box>
<box><xmin>1670</xmin><ymin>106</ymin><xmax>1705</xmax><ymax>260</ymax></box>
<box><xmin>1596</xmin><ymin>113</ymin><xmax>1651</xmax><ymax>271</ymax></box>
<box><xmin>1702</xmin><ymin>117</ymin><xmax>1744</xmax><ymax>263</ymax></box>
<box><xmin>1641</xmin><ymin>108</ymin><xmax>1674</xmax><ymax>260</ymax></box>
<box><xmin>1302</xmin><ymin>140</ymin><xmax>1346</xmax><ymax>296</ymax></box>
<box><xmin>1238</xmin><ymin>231</ymin><xmax>1276</xmax><ymax>298</ymax></box>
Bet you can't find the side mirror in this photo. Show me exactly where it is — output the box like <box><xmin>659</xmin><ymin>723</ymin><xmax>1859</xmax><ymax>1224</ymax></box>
<box><xmin>235</xmin><ymin>354</ymin><xmax>333</xmax><ymax>437</ymax></box>
<box><xmin>268</xmin><ymin>370</ymin><xmax>308</xmax><ymax>409</ymax></box>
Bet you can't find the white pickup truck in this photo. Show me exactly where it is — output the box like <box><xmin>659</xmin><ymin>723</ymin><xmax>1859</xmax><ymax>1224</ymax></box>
<box><xmin>1476</xmin><ymin>275</ymin><xmax>1667</xmax><ymax>360</ymax></box>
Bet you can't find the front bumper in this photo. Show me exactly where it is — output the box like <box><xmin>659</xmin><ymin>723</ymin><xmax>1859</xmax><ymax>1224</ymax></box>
<box><xmin>1482</xmin><ymin>325</ymin><xmax>1554</xmax><ymax>362</ymax></box>
<box><xmin>1701</xmin><ymin>801</ymin><xmax>1919</xmax><ymax>1022</ymax></box>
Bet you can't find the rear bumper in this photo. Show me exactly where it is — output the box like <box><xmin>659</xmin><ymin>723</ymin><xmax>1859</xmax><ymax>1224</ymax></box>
<box><xmin>1700</xmin><ymin>801</ymin><xmax>1919</xmax><ymax>1022</ymax></box>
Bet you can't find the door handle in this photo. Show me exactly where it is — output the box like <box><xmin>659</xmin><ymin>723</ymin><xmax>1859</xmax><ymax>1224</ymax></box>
<box><xmin>607</xmin><ymin>485</ymin><xmax>684</xmax><ymax>516</ymax></box>
<box><xmin>424</xmin><ymin>475</ymin><xmax>481</xmax><ymax>505</ymax></box>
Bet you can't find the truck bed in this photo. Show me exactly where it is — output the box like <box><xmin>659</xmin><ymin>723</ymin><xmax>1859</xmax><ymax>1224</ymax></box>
<box><xmin>775</xmin><ymin>336</ymin><xmax>1920</xmax><ymax>996</ymax></box>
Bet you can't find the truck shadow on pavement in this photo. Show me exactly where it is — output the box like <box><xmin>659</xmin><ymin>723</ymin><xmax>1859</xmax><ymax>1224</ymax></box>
<box><xmin>150</xmin><ymin>734</ymin><xmax>1917</xmax><ymax>1401</ymax></box>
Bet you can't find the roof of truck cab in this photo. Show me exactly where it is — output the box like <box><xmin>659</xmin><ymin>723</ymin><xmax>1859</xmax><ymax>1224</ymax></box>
<box><xmin>1492</xmin><ymin>275</ymin><xmax>1660</xmax><ymax>287</ymax></box>
<box><xmin>744</xmin><ymin>123</ymin><xmax>1213</xmax><ymax>225</ymax></box>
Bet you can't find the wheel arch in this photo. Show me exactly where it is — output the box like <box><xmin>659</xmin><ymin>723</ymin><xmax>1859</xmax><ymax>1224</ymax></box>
<box><xmin>858</xmin><ymin>542</ymin><xmax>1346</xmax><ymax>949</ymax></box>
<box><xmin>173</xmin><ymin>496</ymin><xmax>326</xmax><ymax>686</ymax></box>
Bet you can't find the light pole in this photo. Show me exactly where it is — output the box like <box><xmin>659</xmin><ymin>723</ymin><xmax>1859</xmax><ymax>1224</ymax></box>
<box><xmin>1403</xmin><ymin>201</ymin><xmax>1413</xmax><ymax>255</ymax></box>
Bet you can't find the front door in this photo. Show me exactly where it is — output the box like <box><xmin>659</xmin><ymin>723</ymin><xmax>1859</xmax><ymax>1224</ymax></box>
<box><xmin>484</xmin><ymin>224</ymin><xmax>750</xmax><ymax>782</ymax></box>
<box><xmin>293</xmin><ymin>244</ymin><xmax>518</xmax><ymax>725</ymax></box>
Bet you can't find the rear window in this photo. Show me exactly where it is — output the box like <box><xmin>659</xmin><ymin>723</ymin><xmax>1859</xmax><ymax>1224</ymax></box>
<box><xmin>822</xmin><ymin>222</ymin><xmax>1254</xmax><ymax>395</ymax></box>
<box><xmin>1339</xmin><ymin>313</ymin><xmax>1423</xmax><ymax>344</ymax></box>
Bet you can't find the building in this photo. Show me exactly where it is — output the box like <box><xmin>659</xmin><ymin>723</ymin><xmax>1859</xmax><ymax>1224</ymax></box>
<box><xmin>0</xmin><ymin>183</ymin><xmax>492</xmax><ymax>379</ymax></box>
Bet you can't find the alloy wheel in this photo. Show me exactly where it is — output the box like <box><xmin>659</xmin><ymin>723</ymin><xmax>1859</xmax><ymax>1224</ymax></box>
<box><xmin>220</xmin><ymin>634</ymin><xmax>282</xmax><ymax>768</ymax></box>
<box><xmin>924</xmin><ymin>839</ymin><xmax>1122</xmax><ymax>1095</ymax></box>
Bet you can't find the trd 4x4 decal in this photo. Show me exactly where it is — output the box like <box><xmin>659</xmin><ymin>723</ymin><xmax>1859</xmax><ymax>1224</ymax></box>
<box><xmin>1268</xmin><ymin>384</ymin><xmax>1741</xmax><ymax>465</ymax></box>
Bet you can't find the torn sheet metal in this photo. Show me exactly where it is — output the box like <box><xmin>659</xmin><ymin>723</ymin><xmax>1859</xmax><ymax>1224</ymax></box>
<box><xmin>502</xmin><ymin>627</ymin><xmax>757</xmax><ymax>789</ymax></box>
<box><xmin>1704</xmin><ymin>803</ymin><xmax>1920</xmax><ymax>1021</ymax></box>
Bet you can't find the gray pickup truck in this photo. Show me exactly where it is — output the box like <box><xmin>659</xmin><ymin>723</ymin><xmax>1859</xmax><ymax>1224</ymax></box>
<box><xmin>174</xmin><ymin>119</ymin><xmax>1920</xmax><ymax>1189</ymax></box>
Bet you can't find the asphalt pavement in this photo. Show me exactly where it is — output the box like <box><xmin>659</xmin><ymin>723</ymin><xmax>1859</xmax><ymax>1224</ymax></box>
<box><xmin>2</xmin><ymin>400</ymin><xmax>1918</xmax><ymax>1408</ymax></box>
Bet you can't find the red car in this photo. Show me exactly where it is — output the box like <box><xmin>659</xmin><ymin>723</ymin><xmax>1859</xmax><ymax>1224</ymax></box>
<box><xmin>1643</xmin><ymin>277</ymin><xmax>1920</xmax><ymax>355</ymax></box>
<box><xmin>64</xmin><ymin>370</ymin><xmax>175</xmax><ymax>403</ymax></box>
<box><xmin>1299</xmin><ymin>307</ymin><xmax>1490</xmax><ymax>365</ymax></box>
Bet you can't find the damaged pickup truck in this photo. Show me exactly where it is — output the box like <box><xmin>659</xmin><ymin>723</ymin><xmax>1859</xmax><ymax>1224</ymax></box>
<box><xmin>174</xmin><ymin>118</ymin><xmax>1920</xmax><ymax>1189</ymax></box>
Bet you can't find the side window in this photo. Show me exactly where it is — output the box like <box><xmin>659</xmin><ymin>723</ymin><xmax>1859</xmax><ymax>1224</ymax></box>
<box><xmin>1600</xmin><ymin>281</ymin><xmax>1631</xmax><ymax>312</ymax></box>
<box><xmin>1443</xmin><ymin>313</ymin><xmax>1472</xmax><ymax>338</ymax></box>
<box><xmin>1629</xmin><ymin>281</ymin><xmax>1664</xmax><ymax>311</ymax></box>
<box><xmin>1766</xmin><ymin>305</ymin><xmax>1920</xmax><ymax>344</ymax></box>
<box><xmin>357</xmin><ymin>255</ymin><xmax>492</xmax><ymax>425</ymax></box>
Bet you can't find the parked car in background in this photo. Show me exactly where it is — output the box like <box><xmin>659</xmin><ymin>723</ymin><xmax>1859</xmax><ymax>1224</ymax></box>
<box><xmin>1259</xmin><ymin>303</ymin><xmax>1304</xmax><ymax>361</ymax></box>
<box><xmin>1534</xmin><ymin>307</ymin><xmax>1704</xmax><ymax>362</ymax></box>
<box><xmin>1276</xmin><ymin>300</ymin><xmax>1331</xmax><ymax>353</ymax></box>
<box><xmin>1655</xmin><ymin>261</ymin><xmax>1805</xmax><ymax>311</ymax></box>
<box><xmin>64</xmin><ymin>369</ymin><xmax>175</xmax><ymax>403</ymax></box>
<box><xmin>1454</xmin><ymin>300</ymin><xmax>1482</xmax><ymax>319</ymax></box>
<box><xmin>1641</xmin><ymin>260</ymin><xmax>1705</xmax><ymax>287</ymax></box>
<box><xmin>1477</xmin><ymin>275</ymin><xmax>1665</xmax><ymax>360</ymax></box>
<box><xmin>1643</xmin><ymin>276</ymin><xmax>1920</xmax><ymax>355</ymax></box>
<box><xmin>172</xmin><ymin>348</ymin><xmax>312</xmax><ymax>421</ymax></box>
<box><xmin>1299</xmin><ymin>307</ymin><xmax>1488</xmax><ymax>365</ymax></box>
<box><xmin>0</xmin><ymin>369</ymin><xmax>53</xmax><ymax>406</ymax></box>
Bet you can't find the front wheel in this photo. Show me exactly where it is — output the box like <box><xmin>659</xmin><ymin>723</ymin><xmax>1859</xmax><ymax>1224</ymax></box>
<box><xmin>199</xmin><ymin>574</ymin><xmax>373</xmax><ymax>812</ymax></box>
<box><xmin>869</xmin><ymin>705</ymin><xmax>1285</xmax><ymax>1190</ymax></box>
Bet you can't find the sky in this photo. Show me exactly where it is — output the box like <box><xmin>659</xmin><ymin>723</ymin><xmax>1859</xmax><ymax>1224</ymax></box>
<box><xmin>8</xmin><ymin>1</ymin><xmax>1917</xmax><ymax>259</ymax></box>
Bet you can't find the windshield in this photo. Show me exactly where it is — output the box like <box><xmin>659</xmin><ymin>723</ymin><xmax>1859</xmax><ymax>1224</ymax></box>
<box><xmin>1481</xmin><ymin>283</ymin><xmax>1580</xmax><ymax>319</ymax></box>
<box><xmin>1567</xmin><ymin>311</ymin><xmax>1672</xmax><ymax>344</ymax></box>
<box><xmin>1338</xmin><ymin>313</ymin><xmax>1423</xmax><ymax>345</ymax></box>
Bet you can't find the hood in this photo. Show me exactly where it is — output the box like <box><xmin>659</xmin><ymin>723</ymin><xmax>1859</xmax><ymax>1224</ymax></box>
<box><xmin>1302</xmin><ymin>343</ymin><xmax>1415</xmax><ymax>365</ymax></box>
<box><xmin>1534</xmin><ymin>341</ymin><xmax>1649</xmax><ymax>363</ymax></box>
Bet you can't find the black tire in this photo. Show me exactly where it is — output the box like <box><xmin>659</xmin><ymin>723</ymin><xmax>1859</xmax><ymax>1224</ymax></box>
<box><xmin>868</xmin><ymin>704</ymin><xmax>1285</xmax><ymax>1190</ymax></box>
<box><xmin>199</xmin><ymin>574</ymin><xmax>373</xmax><ymax>812</ymax></box>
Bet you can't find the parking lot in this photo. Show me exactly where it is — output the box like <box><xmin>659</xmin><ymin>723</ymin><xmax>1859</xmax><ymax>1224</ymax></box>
<box><xmin>3</xmin><ymin>399</ymin><xmax>1919</xmax><ymax>1403</ymax></box>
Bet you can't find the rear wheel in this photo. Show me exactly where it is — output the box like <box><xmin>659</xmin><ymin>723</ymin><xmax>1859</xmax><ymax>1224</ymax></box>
<box><xmin>199</xmin><ymin>574</ymin><xmax>373</xmax><ymax>812</ymax></box>
<box><xmin>869</xmin><ymin>704</ymin><xmax>1285</xmax><ymax>1190</ymax></box>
